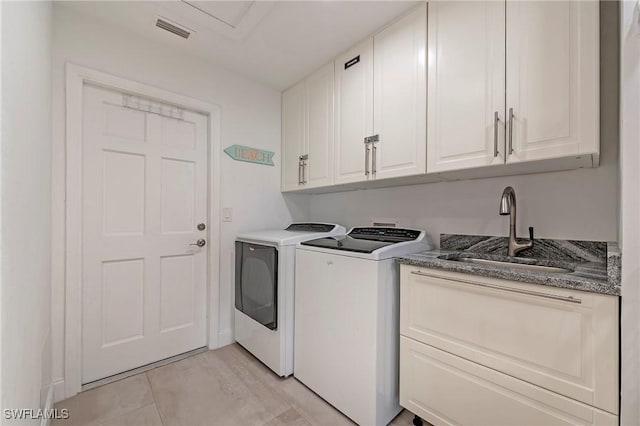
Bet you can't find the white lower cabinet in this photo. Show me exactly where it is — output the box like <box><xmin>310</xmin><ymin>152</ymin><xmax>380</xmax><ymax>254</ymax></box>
<box><xmin>400</xmin><ymin>337</ymin><xmax>617</xmax><ymax>426</ymax></box>
<box><xmin>399</xmin><ymin>265</ymin><xmax>619</xmax><ymax>425</ymax></box>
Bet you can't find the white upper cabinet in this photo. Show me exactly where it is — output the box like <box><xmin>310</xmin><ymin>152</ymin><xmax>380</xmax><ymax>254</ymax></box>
<box><xmin>334</xmin><ymin>39</ymin><xmax>374</xmax><ymax>185</ymax></box>
<box><xmin>333</xmin><ymin>4</ymin><xmax>427</xmax><ymax>184</ymax></box>
<box><xmin>506</xmin><ymin>1</ymin><xmax>599</xmax><ymax>163</ymax></box>
<box><xmin>305</xmin><ymin>63</ymin><xmax>335</xmax><ymax>188</ymax></box>
<box><xmin>373</xmin><ymin>3</ymin><xmax>427</xmax><ymax>180</ymax></box>
<box><xmin>281</xmin><ymin>62</ymin><xmax>335</xmax><ymax>191</ymax></box>
<box><xmin>426</xmin><ymin>1</ymin><xmax>506</xmax><ymax>173</ymax></box>
<box><xmin>282</xmin><ymin>0</ymin><xmax>600</xmax><ymax>192</ymax></box>
<box><xmin>281</xmin><ymin>81</ymin><xmax>305</xmax><ymax>192</ymax></box>
<box><xmin>427</xmin><ymin>0</ymin><xmax>599</xmax><ymax>174</ymax></box>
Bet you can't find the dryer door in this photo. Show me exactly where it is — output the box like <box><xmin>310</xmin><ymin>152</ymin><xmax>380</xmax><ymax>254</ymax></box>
<box><xmin>235</xmin><ymin>241</ymin><xmax>278</xmax><ymax>330</ymax></box>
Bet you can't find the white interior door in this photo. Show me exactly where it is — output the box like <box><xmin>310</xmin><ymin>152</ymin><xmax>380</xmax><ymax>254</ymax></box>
<box><xmin>81</xmin><ymin>84</ymin><xmax>208</xmax><ymax>383</ymax></box>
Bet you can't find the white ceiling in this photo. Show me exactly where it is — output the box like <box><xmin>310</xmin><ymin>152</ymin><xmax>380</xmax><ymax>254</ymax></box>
<box><xmin>57</xmin><ymin>1</ymin><xmax>422</xmax><ymax>90</ymax></box>
<box><xmin>182</xmin><ymin>2</ymin><xmax>255</xmax><ymax>28</ymax></box>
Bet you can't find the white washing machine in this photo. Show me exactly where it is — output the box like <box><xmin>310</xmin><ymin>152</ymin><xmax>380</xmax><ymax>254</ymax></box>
<box><xmin>294</xmin><ymin>227</ymin><xmax>432</xmax><ymax>426</ymax></box>
<box><xmin>234</xmin><ymin>223</ymin><xmax>345</xmax><ymax>377</ymax></box>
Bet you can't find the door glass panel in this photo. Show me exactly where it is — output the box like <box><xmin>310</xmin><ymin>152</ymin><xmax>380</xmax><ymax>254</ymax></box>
<box><xmin>235</xmin><ymin>242</ymin><xmax>278</xmax><ymax>330</ymax></box>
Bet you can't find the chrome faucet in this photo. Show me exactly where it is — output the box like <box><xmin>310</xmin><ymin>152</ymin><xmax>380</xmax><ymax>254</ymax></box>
<box><xmin>499</xmin><ymin>186</ymin><xmax>533</xmax><ymax>257</ymax></box>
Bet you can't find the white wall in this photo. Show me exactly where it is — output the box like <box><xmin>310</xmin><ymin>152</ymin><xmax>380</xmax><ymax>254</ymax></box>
<box><xmin>50</xmin><ymin>4</ymin><xmax>308</xmax><ymax>400</ymax></box>
<box><xmin>620</xmin><ymin>0</ymin><xmax>640</xmax><ymax>423</ymax></box>
<box><xmin>307</xmin><ymin>159</ymin><xmax>617</xmax><ymax>245</ymax></box>
<box><xmin>1</xmin><ymin>0</ymin><xmax>53</xmax><ymax>421</ymax></box>
<box><xmin>307</xmin><ymin>2</ymin><xmax>619</xmax><ymax>247</ymax></box>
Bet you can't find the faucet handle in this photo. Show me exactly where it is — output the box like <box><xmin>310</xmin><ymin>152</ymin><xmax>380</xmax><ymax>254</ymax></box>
<box><xmin>529</xmin><ymin>226</ymin><xmax>534</xmax><ymax>241</ymax></box>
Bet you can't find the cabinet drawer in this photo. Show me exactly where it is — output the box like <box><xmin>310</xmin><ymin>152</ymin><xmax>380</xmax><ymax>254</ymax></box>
<box><xmin>400</xmin><ymin>265</ymin><xmax>619</xmax><ymax>414</ymax></box>
<box><xmin>400</xmin><ymin>337</ymin><xmax>618</xmax><ymax>426</ymax></box>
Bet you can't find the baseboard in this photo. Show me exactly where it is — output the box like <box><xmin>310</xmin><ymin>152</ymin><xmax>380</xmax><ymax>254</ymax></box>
<box><xmin>52</xmin><ymin>379</ymin><xmax>66</xmax><ymax>403</ymax></box>
<box><xmin>39</xmin><ymin>384</ymin><xmax>54</xmax><ymax>426</ymax></box>
<box><xmin>216</xmin><ymin>328</ymin><xmax>234</xmax><ymax>348</ymax></box>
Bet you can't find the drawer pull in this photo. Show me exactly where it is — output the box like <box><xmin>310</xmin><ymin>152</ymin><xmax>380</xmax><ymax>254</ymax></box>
<box><xmin>410</xmin><ymin>270</ymin><xmax>582</xmax><ymax>304</ymax></box>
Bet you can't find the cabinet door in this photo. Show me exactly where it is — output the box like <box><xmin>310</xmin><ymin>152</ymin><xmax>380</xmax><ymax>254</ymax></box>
<box><xmin>334</xmin><ymin>38</ymin><xmax>374</xmax><ymax>185</ymax></box>
<box><xmin>426</xmin><ymin>1</ymin><xmax>506</xmax><ymax>173</ymax></box>
<box><xmin>373</xmin><ymin>4</ymin><xmax>427</xmax><ymax>180</ymax></box>
<box><xmin>281</xmin><ymin>82</ymin><xmax>305</xmax><ymax>191</ymax></box>
<box><xmin>506</xmin><ymin>1</ymin><xmax>599</xmax><ymax>163</ymax></box>
<box><xmin>304</xmin><ymin>62</ymin><xmax>334</xmax><ymax>189</ymax></box>
<box><xmin>400</xmin><ymin>337</ymin><xmax>618</xmax><ymax>426</ymax></box>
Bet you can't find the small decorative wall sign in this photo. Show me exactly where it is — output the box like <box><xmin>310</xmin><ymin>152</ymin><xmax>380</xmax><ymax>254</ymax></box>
<box><xmin>224</xmin><ymin>145</ymin><xmax>275</xmax><ymax>166</ymax></box>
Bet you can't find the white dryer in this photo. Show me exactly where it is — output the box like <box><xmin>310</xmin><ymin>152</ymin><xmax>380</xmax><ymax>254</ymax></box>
<box><xmin>294</xmin><ymin>227</ymin><xmax>432</xmax><ymax>425</ymax></box>
<box><xmin>234</xmin><ymin>223</ymin><xmax>345</xmax><ymax>377</ymax></box>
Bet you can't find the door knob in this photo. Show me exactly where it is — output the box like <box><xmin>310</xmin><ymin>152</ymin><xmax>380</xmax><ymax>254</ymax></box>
<box><xmin>190</xmin><ymin>239</ymin><xmax>206</xmax><ymax>247</ymax></box>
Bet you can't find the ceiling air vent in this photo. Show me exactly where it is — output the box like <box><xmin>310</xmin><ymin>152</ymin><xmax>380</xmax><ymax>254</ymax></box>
<box><xmin>155</xmin><ymin>17</ymin><xmax>192</xmax><ymax>39</ymax></box>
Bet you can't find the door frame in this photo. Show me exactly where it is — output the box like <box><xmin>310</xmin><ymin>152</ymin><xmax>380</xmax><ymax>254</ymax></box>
<box><xmin>64</xmin><ymin>63</ymin><xmax>222</xmax><ymax>398</ymax></box>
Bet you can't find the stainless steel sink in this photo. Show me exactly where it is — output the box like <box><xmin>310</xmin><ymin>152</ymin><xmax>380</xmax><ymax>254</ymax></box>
<box><xmin>453</xmin><ymin>257</ymin><xmax>573</xmax><ymax>274</ymax></box>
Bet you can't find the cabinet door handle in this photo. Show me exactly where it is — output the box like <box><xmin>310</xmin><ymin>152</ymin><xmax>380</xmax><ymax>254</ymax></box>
<box><xmin>363</xmin><ymin>135</ymin><xmax>379</xmax><ymax>177</ymax></box>
<box><xmin>508</xmin><ymin>107</ymin><xmax>514</xmax><ymax>155</ymax></box>
<box><xmin>372</xmin><ymin>143</ymin><xmax>377</xmax><ymax>175</ymax></box>
<box><xmin>298</xmin><ymin>157</ymin><xmax>303</xmax><ymax>185</ymax></box>
<box><xmin>364</xmin><ymin>140</ymin><xmax>370</xmax><ymax>176</ymax></box>
<box><xmin>410</xmin><ymin>270</ymin><xmax>582</xmax><ymax>304</ymax></box>
<box><xmin>300</xmin><ymin>154</ymin><xmax>308</xmax><ymax>184</ymax></box>
<box><xmin>493</xmin><ymin>111</ymin><xmax>500</xmax><ymax>158</ymax></box>
<box><xmin>303</xmin><ymin>161</ymin><xmax>307</xmax><ymax>184</ymax></box>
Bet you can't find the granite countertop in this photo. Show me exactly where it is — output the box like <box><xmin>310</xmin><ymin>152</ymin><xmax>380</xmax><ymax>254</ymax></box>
<box><xmin>397</xmin><ymin>234</ymin><xmax>621</xmax><ymax>296</ymax></box>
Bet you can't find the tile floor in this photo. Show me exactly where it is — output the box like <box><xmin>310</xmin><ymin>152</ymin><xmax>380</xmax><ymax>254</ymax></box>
<box><xmin>53</xmin><ymin>343</ymin><xmax>417</xmax><ymax>426</ymax></box>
